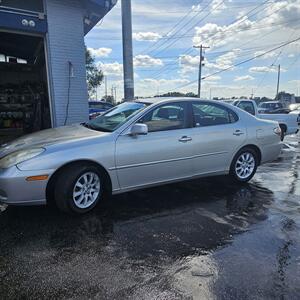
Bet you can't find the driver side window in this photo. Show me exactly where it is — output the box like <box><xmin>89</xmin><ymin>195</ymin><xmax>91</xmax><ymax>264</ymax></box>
<box><xmin>139</xmin><ymin>102</ymin><xmax>186</xmax><ymax>132</ymax></box>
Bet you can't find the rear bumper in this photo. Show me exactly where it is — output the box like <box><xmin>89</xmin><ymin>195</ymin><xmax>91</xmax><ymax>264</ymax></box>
<box><xmin>0</xmin><ymin>166</ymin><xmax>54</xmax><ymax>206</ymax></box>
<box><xmin>260</xmin><ymin>142</ymin><xmax>282</xmax><ymax>164</ymax></box>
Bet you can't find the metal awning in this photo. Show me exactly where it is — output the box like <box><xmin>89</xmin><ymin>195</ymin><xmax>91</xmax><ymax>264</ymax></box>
<box><xmin>83</xmin><ymin>0</ymin><xmax>117</xmax><ymax>34</ymax></box>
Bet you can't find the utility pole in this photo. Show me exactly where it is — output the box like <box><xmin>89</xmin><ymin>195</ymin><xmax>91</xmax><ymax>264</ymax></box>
<box><xmin>111</xmin><ymin>86</ymin><xmax>117</xmax><ymax>104</ymax></box>
<box><xmin>276</xmin><ymin>64</ymin><xmax>281</xmax><ymax>100</ymax></box>
<box><xmin>114</xmin><ymin>86</ymin><xmax>117</xmax><ymax>104</ymax></box>
<box><xmin>194</xmin><ymin>45</ymin><xmax>210</xmax><ymax>98</ymax></box>
<box><xmin>105</xmin><ymin>76</ymin><xmax>107</xmax><ymax>98</ymax></box>
<box><xmin>121</xmin><ymin>0</ymin><xmax>134</xmax><ymax>101</ymax></box>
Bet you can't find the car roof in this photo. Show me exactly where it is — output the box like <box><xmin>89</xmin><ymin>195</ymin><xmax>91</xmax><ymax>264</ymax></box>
<box><xmin>134</xmin><ymin>97</ymin><xmax>225</xmax><ymax>105</ymax></box>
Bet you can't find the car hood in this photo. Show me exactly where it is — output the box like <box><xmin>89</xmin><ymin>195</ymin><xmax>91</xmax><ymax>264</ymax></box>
<box><xmin>0</xmin><ymin>124</ymin><xmax>104</xmax><ymax>158</ymax></box>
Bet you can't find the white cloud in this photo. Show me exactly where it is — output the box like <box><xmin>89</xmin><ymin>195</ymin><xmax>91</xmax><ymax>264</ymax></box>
<box><xmin>134</xmin><ymin>55</ymin><xmax>163</xmax><ymax>67</ymax></box>
<box><xmin>211</xmin><ymin>0</ymin><xmax>227</xmax><ymax>15</ymax></box>
<box><xmin>265</xmin><ymin>0</ymin><xmax>300</xmax><ymax>28</ymax></box>
<box><xmin>254</xmin><ymin>51</ymin><xmax>277</xmax><ymax>59</ymax></box>
<box><xmin>98</xmin><ymin>62</ymin><xmax>123</xmax><ymax>77</ymax></box>
<box><xmin>204</xmin><ymin>75</ymin><xmax>221</xmax><ymax>81</ymax></box>
<box><xmin>142</xmin><ymin>78</ymin><xmax>189</xmax><ymax>85</ymax></box>
<box><xmin>193</xmin><ymin>17</ymin><xmax>254</xmax><ymax>49</ymax></box>
<box><xmin>234</xmin><ymin>75</ymin><xmax>255</xmax><ymax>82</ymax></box>
<box><xmin>249</xmin><ymin>66</ymin><xmax>277</xmax><ymax>73</ymax></box>
<box><xmin>179</xmin><ymin>50</ymin><xmax>240</xmax><ymax>76</ymax></box>
<box><xmin>215</xmin><ymin>50</ymin><xmax>240</xmax><ymax>68</ymax></box>
<box><xmin>88</xmin><ymin>47</ymin><xmax>112</xmax><ymax>58</ymax></box>
<box><xmin>180</xmin><ymin>55</ymin><xmax>199</xmax><ymax>68</ymax></box>
<box><xmin>133</xmin><ymin>31</ymin><xmax>162</xmax><ymax>42</ymax></box>
<box><xmin>288</xmin><ymin>79</ymin><xmax>300</xmax><ymax>84</ymax></box>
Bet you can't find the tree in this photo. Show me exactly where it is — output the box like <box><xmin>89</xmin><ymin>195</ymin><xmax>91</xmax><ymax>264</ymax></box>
<box><xmin>102</xmin><ymin>95</ymin><xmax>115</xmax><ymax>104</ymax></box>
<box><xmin>86</xmin><ymin>47</ymin><xmax>104</xmax><ymax>98</ymax></box>
<box><xmin>155</xmin><ymin>92</ymin><xmax>197</xmax><ymax>98</ymax></box>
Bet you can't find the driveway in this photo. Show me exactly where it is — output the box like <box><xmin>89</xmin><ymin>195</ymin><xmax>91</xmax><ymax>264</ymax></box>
<box><xmin>0</xmin><ymin>134</ymin><xmax>299</xmax><ymax>299</ymax></box>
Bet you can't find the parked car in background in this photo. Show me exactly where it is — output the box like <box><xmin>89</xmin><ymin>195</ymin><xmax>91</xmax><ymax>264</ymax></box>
<box><xmin>258</xmin><ymin>101</ymin><xmax>290</xmax><ymax>114</ymax></box>
<box><xmin>289</xmin><ymin>103</ymin><xmax>300</xmax><ymax>113</ymax></box>
<box><xmin>233</xmin><ymin>99</ymin><xmax>300</xmax><ymax>140</ymax></box>
<box><xmin>220</xmin><ymin>99</ymin><xmax>235</xmax><ymax>105</ymax></box>
<box><xmin>89</xmin><ymin>101</ymin><xmax>114</xmax><ymax>119</ymax></box>
<box><xmin>0</xmin><ymin>98</ymin><xmax>282</xmax><ymax>214</ymax></box>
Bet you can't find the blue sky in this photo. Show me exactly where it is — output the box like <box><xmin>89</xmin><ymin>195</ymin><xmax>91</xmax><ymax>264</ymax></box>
<box><xmin>85</xmin><ymin>0</ymin><xmax>300</xmax><ymax>101</ymax></box>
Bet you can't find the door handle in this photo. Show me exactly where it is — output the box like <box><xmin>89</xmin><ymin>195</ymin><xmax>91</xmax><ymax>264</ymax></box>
<box><xmin>179</xmin><ymin>136</ymin><xmax>192</xmax><ymax>142</ymax></box>
<box><xmin>233</xmin><ymin>130</ymin><xmax>245</xmax><ymax>136</ymax></box>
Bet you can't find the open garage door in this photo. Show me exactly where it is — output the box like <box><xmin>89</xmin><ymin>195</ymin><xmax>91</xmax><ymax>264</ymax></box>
<box><xmin>0</xmin><ymin>31</ymin><xmax>51</xmax><ymax>144</ymax></box>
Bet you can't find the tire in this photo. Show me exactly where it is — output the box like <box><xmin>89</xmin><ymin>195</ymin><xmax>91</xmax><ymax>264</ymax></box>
<box><xmin>279</xmin><ymin>124</ymin><xmax>286</xmax><ymax>141</ymax></box>
<box><xmin>230</xmin><ymin>147</ymin><xmax>258</xmax><ymax>183</ymax></box>
<box><xmin>54</xmin><ymin>163</ymin><xmax>104</xmax><ymax>214</ymax></box>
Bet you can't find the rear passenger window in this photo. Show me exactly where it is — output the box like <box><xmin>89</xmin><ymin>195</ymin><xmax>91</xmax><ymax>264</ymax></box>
<box><xmin>192</xmin><ymin>103</ymin><xmax>238</xmax><ymax>127</ymax></box>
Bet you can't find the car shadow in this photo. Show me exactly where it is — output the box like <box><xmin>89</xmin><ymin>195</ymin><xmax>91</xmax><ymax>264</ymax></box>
<box><xmin>0</xmin><ymin>176</ymin><xmax>273</xmax><ymax>258</ymax></box>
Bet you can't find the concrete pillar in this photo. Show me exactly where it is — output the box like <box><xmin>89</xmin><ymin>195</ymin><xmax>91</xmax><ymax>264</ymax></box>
<box><xmin>121</xmin><ymin>0</ymin><xmax>134</xmax><ymax>101</ymax></box>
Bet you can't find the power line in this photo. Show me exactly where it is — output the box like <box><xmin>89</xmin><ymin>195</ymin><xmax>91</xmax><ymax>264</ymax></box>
<box><xmin>145</xmin><ymin>0</ymin><xmax>214</xmax><ymax>56</ymax></box>
<box><xmin>149</xmin><ymin>13</ymin><xmax>296</xmax><ymax>79</ymax></box>
<box><xmin>203</xmin><ymin>37</ymin><xmax>300</xmax><ymax>80</ymax></box>
<box><xmin>136</xmin><ymin>4</ymin><xmax>201</xmax><ymax>56</ymax></box>
<box><xmin>253</xmin><ymin>51</ymin><xmax>282</xmax><ymax>95</ymax></box>
<box><xmin>157</xmin><ymin>37</ymin><xmax>300</xmax><ymax>95</ymax></box>
<box><xmin>97</xmin><ymin>16</ymin><xmax>299</xmax><ymax>42</ymax></box>
<box><xmin>151</xmin><ymin>0</ymin><xmax>224</xmax><ymax>57</ymax></box>
<box><xmin>147</xmin><ymin>0</ymin><xmax>274</xmax><ymax>77</ymax></box>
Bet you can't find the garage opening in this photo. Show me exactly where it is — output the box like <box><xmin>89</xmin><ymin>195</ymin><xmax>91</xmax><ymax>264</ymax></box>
<box><xmin>0</xmin><ymin>31</ymin><xmax>51</xmax><ymax>144</ymax></box>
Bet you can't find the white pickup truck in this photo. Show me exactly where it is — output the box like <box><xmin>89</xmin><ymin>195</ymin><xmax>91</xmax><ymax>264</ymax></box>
<box><xmin>233</xmin><ymin>99</ymin><xmax>300</xmax><ymax>140</ymax></box>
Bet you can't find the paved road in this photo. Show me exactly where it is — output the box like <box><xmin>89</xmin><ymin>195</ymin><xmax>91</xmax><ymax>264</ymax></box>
<box><xmin>0</xmin><ymin>134</ymin><xmax>299</xmax><ymax>299</ymax></box>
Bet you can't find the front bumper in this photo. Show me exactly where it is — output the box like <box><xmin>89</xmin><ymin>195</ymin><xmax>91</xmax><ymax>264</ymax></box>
<box><xmin>0</xmin><ymin>166</ymin><xmax>54</xmax><ymax>206</ymax></box>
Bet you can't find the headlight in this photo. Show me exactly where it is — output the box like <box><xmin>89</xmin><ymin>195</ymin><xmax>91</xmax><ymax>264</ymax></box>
<box><xmin>0</xmin><ymin>148</ymin><xmax>45</xmax><ymax>169</ymax></box>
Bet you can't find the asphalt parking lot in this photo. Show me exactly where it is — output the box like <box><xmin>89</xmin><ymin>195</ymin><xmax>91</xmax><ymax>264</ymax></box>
<box><xmin>0</xmin><ymin>133</ymin><xmax>299</xmax><ymax>300</ymax></box>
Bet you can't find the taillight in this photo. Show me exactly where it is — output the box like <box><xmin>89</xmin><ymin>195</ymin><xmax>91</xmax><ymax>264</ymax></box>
<box><xmin>273</xmin><ymin>127</ymin><xmax>281</xmax><ymax>136</ymax></box>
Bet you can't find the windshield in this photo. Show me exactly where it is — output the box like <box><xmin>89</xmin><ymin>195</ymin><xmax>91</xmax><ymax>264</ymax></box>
<box><xmin>86</xmin><ymin>102</ymin><xmax>147</xmax><ymax>132</ymax></box>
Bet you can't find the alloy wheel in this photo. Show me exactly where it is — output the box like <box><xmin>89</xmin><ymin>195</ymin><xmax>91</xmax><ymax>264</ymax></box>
<box><xmin>235</xmin><ymin>152</ymin><xmax>256</xmax><ymax>180</ymax></box>
<box><xmin>73</xmin><ymin>172</ymin><xmax>101</xmax><ymax>209</ymax></box>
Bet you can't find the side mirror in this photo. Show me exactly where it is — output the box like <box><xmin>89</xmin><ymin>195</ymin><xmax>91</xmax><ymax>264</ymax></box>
<box><xmin>129</xmin><ymin>124</ymin><xmax>148</xmax><ymax>136</ymax></box>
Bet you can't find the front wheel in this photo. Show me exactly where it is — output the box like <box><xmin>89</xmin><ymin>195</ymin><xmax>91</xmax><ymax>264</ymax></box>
<box><xmin>54</xmin><ymin>164</ymin><xmax>104</xmax><ymax>214</ymax></box>
<box><xmin>230</xmin><ymin>148</ymin><xmax>258</xmax><ymax>182</ymax></box>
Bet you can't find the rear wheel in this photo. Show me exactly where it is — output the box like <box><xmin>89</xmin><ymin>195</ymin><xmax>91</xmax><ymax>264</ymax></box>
<box><xmin>54</xmin><ymin>164</ymin><xmax>104</xmax><ymax>214</ymax></box>
<box><xmin>230</xmin><ymin>148</ymin><xmax>258</xmax><ymax>182</ymax></box>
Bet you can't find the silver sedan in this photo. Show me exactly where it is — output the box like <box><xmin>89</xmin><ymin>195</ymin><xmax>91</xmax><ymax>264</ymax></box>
<box><xmin>0</xmin><ymin>98</ymin><xmax>282</xmax><ymax>214</ymax></box>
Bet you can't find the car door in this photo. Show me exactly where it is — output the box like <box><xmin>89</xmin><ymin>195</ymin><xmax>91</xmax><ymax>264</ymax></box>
<box><xmin>190</xmin><ymin>102</ymin><xmax>247</xmax><ymax>175</ymax></box>
<box><xmin>115</xmin><ymin>102</ymin><xmax>194</xmax><ymax>190</ymax></box>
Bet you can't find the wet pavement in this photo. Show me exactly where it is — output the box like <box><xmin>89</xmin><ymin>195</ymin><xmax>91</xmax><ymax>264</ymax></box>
<box><xmin>0</xmin><ymin>134</ymin><xmax>299</xmax><ymax>299</ymax></box>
